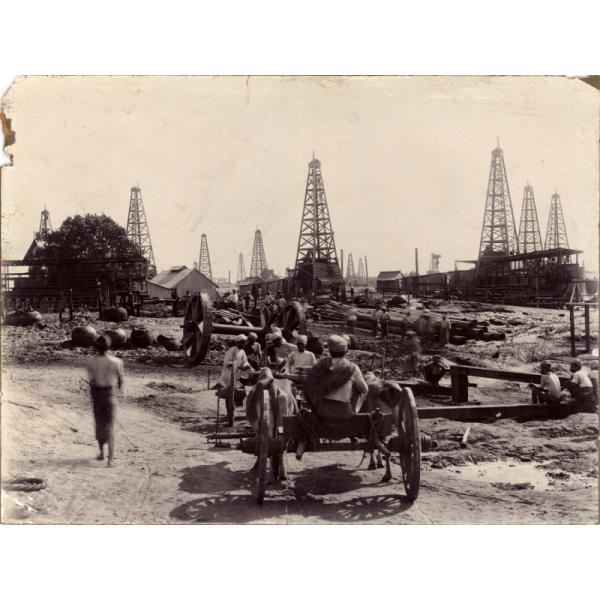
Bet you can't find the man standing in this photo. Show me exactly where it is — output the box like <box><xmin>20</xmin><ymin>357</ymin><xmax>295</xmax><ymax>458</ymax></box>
<box><xmin>288</xmin><ymin>335</ymin><xmax>316</xmax><ymax>374</ymax></box>
<box><xmin>404</xmin><ymin>331</ymin><xmax>421</xmax><ymax>377</ymax></box>
<box><xmin>565</xmin><ymin>359</ymin><xmax>595</xmax><ymax>404</ymax></box>
<box><xmin>244</xmin><ymin>292</ymin><xmax>251</xmax><ymax>311</ymax></box>
<box><xmin>277</xmin><ymin>292</ymin><xmax>286</xmax><ymax>314</ymax></box>
<box><xmin>264</xmin><ymin>291</ymin><xmax>275</xmax><ymax>314</ymax></box>
<box><xmin>379</xmin><ymin>306</ymin><xmax>391</xmax><ymax>340</ymax></box>
<box><xmin>217</xmin><ymin>334</ymin><xmax>252</xmax><ymax>426</ymax></box>
<box><xmin>372</xmin><ymin>305</ymin><xmax>383</xmax><ymax>337</ymax></box>
<box><xmin>171</xmin><ymin>288</ymin><xmax>179</xmax><ymax>317</ymax></box>
<box><xmin>438</xmin><ymin>313</ymin><xmax>451</xmax><ymax>348</ymax></box>
<box><xmin>86</xmin><ymin>335</ymin><xmax>124</xmax><ymax>467</ymax></box>
<box><xmin>529</xmin><ymin>361</ymin><xmax>562</xmax><ymax>404</ymax></box>
<box><xmin>304</xmin><ymin>335</ymin><xmax>368</xmax><ymax>421</ymax></box>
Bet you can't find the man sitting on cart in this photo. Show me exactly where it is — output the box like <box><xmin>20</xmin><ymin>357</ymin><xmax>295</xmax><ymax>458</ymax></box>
<box><xmin>304</xmin><ymin>334</ymin><xmax>368</xmax><ymax>422</ymax></box>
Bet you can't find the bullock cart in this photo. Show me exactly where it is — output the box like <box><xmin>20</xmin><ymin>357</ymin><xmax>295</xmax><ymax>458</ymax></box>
<box><xmin>235</xmin><ymin>373</ymin><xmax>421</xmax><ymax>505</ymax></box>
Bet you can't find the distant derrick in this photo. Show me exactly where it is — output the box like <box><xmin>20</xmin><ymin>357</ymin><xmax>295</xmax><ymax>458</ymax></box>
<box><xmin>544</xmin><ymin>192</ymin><xmax>569</xmax><ymax>250</ymax></box>
<box><xmin>518</xmin><ymin>185</ymin><xmax>543</xmax><ymax>253</ymax></box>
<box><xmin>428</xmin><ymin>253</ymin><xmax>441</xmax><ymax>274</ymax></box>
<box><xmin>237</xmin><ymin>253</ymin><xmax>247</xmax><ymax>282</ymax></box>
<box><xmin>478</xmin><ymin>145</ymin><xmax>520</xmax><ymax>258</ymax></box>
<box><xmin>198</xmin><ymin>233</ymin><xmax>213</xmax><ymax>281</ymax></box>
<box><xmin>249</xmin><ymin>229</ymin><xmax>269</xmax><ymax>278</ymax></box>
<box><xmin>346</xmin><ymin>253</ymin><xmax>356</xmax><ymax>284</ymax></box>
<box><xmin>357</xmin><ymin>257</ymin><xmax>366</xmax><ymax>285</ymax></box>
<box><xmin>126</xmin><ymin>186</ymin><xmax>157</xmax><ymax>277</ymax></box>
<box><xmin>36</xmin><ymin>206</ymin><xmax>53</xmax><ymax>241</ymax></box>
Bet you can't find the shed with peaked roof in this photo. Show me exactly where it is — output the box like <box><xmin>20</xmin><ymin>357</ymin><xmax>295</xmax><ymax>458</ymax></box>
<box><xmin>376</xmin><ymin>270</ymin><xmax>404</xmax><ymax>293</ymax></box>
<box><xmin>147</xmin><ymin>265</ymin><xmax>218</xmax><ymax>300</ymax></box>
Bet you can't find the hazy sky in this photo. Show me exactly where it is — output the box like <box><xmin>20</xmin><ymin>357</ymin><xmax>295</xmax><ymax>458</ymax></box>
<box><xmin>2</xmin><ymin>76</ymin><xmax>598</xmax><ymax>278</ymax></box>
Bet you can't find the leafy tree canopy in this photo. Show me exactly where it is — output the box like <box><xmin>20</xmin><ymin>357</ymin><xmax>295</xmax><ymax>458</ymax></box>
<box><xmin>42</xmin><ymin>214</ymin><xmax>142</xmax><ymax>261</ymax></box>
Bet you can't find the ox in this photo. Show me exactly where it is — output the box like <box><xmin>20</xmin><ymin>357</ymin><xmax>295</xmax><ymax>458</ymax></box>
<box><xmin>245</xmin><ymin>367</ymin><xmax>297</xmax><ymax>482</ymax></box>
<box><xmin>356</xmin><ymin>372</ymin><xmax>409</xmax><ymax>482</ymax></box>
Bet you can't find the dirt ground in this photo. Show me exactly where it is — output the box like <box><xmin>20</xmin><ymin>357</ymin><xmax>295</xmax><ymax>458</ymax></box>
<box><xmin>1</xmin><ymin>304</ymin><xmax>598</xmax><ymax>524</ymax></box>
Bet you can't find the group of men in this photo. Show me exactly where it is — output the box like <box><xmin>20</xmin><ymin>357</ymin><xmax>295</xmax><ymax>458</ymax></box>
<box><xmin>530</xmin><ymin>359</ymin><xmax>598</xmax><ymax>406</ymax></box>
<box><xmin>214</xmin><ymin>326</ymin><xmax>367</xmax><ymax>426</ymax></box>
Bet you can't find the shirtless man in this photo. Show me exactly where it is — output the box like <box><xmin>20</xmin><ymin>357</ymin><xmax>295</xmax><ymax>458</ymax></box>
<box><xmin>86</xmin><ymin>335</ymin><xmax>124</xmax><ymax>467</ymax></box>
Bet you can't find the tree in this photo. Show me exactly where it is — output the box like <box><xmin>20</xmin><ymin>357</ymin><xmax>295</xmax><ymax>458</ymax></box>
<box><xmin>38</xmin><ymin>214</ymin><xmax>149</xmax><ymax>289</ymax></box>
<box><xmin>42</xmin><ymin>214</ymin><xmax>141</xmax><ymax>261</ymax></box>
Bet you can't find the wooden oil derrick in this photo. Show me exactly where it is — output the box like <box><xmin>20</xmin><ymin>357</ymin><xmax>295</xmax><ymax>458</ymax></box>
<box><xmin>198</xmin><ymin>233</ymin><xmax>213</xmax><ymax>281</ymax></box>
<box><xmin>544</xmin><ymin>192</ymin><xmax>569</xmax><ymax>250</ymax></box>
<box><xmin>518</xmin><ymin>184</ymin><xmax>543</xmax><ymax>253</ymax></box>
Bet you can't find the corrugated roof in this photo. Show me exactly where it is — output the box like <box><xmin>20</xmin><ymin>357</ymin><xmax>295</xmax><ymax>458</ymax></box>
<box><xmin>377</xmin><ymin>271</ymin><xmax>403</xmax><ymax>280</ymax></box>
<box><xmin>151</xmin><ymin>266</ymin><xmax>217</xmax><ymax>289</ymax></box>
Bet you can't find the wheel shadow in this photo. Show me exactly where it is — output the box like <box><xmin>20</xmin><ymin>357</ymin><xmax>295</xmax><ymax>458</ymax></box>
<box><xmin>177</xmin><ymin>461</ymin><xmax>254</xmax><ymax>495</ymax></box>
<box><xmin>170</xmin><ymin>462</ymin><xmax>416</xmax><ymax>523</ymax></box>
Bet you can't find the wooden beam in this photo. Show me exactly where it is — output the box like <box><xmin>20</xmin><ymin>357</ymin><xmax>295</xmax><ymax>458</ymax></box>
<box><xmin>416</xmin><ymin>402</ymin><xmax>589</xmax><ymax>421</ymax></box>
<box><xmin>450</xmin><ymin>366</ymin><xmax>570</xmax><ymax>386</ymax></box>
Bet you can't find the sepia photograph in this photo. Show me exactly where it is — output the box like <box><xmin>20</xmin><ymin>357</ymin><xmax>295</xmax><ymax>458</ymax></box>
<box><xmin>1</xmin><ymin>75</ymin><xmax>598</xmax><ymax>525</ymax></box>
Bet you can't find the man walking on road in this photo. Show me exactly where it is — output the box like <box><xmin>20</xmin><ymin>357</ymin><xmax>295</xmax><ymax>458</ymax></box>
<box><xmin>86</xmin><ymin>335</ymin><xmax>124</xmax><ymax>467</ymax></box>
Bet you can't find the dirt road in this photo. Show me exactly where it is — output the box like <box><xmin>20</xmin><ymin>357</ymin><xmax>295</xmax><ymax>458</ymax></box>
<box><xmin>2</xmin><ymin>358</ymin><xmax>597</xmax><ymax>524</ymax></box>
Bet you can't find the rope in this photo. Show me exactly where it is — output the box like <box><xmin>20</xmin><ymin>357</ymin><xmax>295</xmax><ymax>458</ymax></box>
<box><xmin>3</xmin><ymin>477</ymin><xmax>47</xmax><ymax>492</ymax></box>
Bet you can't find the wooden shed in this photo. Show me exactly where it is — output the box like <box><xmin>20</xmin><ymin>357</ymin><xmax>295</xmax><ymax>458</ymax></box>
<box><xmin>147</xmin><ymin>265</ymin><xmax>218</xmax><ymax>300</ymax></box>
<box><xmin>376</xmin><ymin>270</ymin><xmax>404</xmax><ymax>294</ymax></box>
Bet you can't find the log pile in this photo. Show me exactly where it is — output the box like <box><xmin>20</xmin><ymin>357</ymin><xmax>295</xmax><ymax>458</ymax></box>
<box><xmin>306</xmin><ymin>301</ymin><xmax>506</xmax><ymax>345</ymax></box>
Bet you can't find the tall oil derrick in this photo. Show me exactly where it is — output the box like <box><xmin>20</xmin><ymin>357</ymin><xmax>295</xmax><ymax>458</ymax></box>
<box><xmin>357</xmin><ymin>257</ymin><xmax>366</xmax><ymax>285</ymax></box>
<box><xmin>249</xmin><ymin>228</ymin><xmax>268</xmax><ymax>278</ymax></box>
<box><xmin>346</xmin><ymin>253</ymin><xmax>356</xmax><ymax>283</ymax></box>
<box><xmin>294</xmin><ymin>156</ymin><xmax>340</xmax><ymax>272</ymax></box>
<box><xmin>478</xmin><ymin>144</ymin><xmax>520</xmax><ymax>259</ymax></box>
<box><xmin>544</xmin><ymin>192</ymin><xmax>569</xmax><ymax>250</ymax></box>
<box><xmin>198</xmin><ymin>233</ymin><xmax>213</xmax><ymax>281</ymax></box>
<box><xmin>35</xmin><ymin>205</ymin><xmax>52</xmax><ymax>241</ymax></box>
<box><xmin>428</xmin><ymin>253</ymin><xmax>441</xmax><ymax>274</ymax></box>
<box><xmin>126</xmin><ymin>186</ymin><xmax>157</xmax><ymax>277</ymax></box>
<box><xmin>517</xmin><ymin>185</ymin><xmax>543</xmax><ymax>253</ymax></box>
<box><xmin>237</xmin><ymin>253</ymin><xmax>247</xmax><ymax>282</ymax></box>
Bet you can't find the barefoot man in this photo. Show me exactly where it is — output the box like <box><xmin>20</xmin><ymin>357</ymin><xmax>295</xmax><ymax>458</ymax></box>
<box><xmin>86</xmin><ymin>335</ymin><xmax>124</xmax><ymax>467</ymax></box>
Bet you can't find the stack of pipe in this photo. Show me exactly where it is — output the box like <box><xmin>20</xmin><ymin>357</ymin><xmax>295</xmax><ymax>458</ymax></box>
<box><xmin>308</xmin><ymin>301</ymin><xmax>506</xmax><ymax>344</ymax></box>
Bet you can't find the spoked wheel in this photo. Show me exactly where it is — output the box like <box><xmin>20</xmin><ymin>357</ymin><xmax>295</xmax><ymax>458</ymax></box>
<box><xmin>255</xmin><ymin>394</ymin><xmax>269</xmax><ymax>504</ymax></box>
<box><xmin>398</xmin><ymin>388</ymin><xmax>421</xmax><ymax>501</ymax></box>
<box><xmin>181</xmin><ymin>294</ymin><xmax>213</xmax><ymax>365</ymax></box>
<box><xmin>280</xmin><ymin>301</ymin><xmax>307</xmax><ymax>338</ymax></box>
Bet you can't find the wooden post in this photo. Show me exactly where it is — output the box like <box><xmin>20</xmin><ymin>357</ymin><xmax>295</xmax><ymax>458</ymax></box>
<box><xmin>569</xmin><ymin>304</ymin><xmax>576</xmax><ymax>357</ymax></box>
<box><xmin>451</xmin><ymin>367</ymin><xmax>469</xmax><ymax>404</ymax></box>
<box><xmin>584</xmin><ymin>304</ymin><xmax>591</xmax><ymax>354</ymax></box>
<box><xmin>68</xmin><ymin>289</ymin><xmax>74</xmax><ymax>321</ymax></box>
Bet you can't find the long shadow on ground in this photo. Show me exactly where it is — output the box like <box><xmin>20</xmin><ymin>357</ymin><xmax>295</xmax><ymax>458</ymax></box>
<box><xmin>170</xmin><ymin>461</ymin><xmax>414</xmax><ymax>523</ymax></box>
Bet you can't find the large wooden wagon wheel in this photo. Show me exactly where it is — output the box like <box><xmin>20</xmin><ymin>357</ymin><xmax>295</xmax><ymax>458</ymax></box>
<box><xmin>280</xmin><ymin>301</ymin><xmax>307</xmax><ymax>337</ymax></box>
<box><xmin>255</xmin><ymin>393</ymin><xmax>270</xmax><ymax>504</ymax></box>
<box><xmin>181</xmin><ymin>294</ymin><xmax>213</xmax><ymax>365</ymax></box>
<box><xmin>398</xmin><ymin>388</ymin><xmax>421</xmax><ymax>501</ymax></box>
